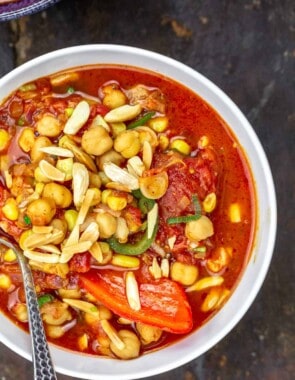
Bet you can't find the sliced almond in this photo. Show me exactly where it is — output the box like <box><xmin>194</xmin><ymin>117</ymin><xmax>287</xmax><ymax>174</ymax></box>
<box><xmin>147</xmin><ymin>203</ymin><xmax>158</xmax><ymax>239</ymax></box>
<box><xmin>89</xmin><ymin>241</ymin><xmax>103</xmax><ymax>263</ymax></box>
<box><xmin>103</xmin><ymin>162</ymin><xmax>139</xmax><ymax>190</ymax></box>
<box><xmin>160</xmin><ymin>258</ymin><xmax>170</xmax><ymax>278</ymax></box>
<box><xmin>39</xmin><ymin>159</ymin><xmax>66</xmax><ymax>182</ymax></box>
<box><xmin>32</xmin><ymin>226</ymin><xmax>53</xmax><ymax>234</ymax></box>
<box><xmin>104</xmin><ymin>104</ymin><xmax>142</xmax><ymax>123</ymax></box>
<box><xmin>64</xmin><ymin>100</ymin><xmax>90</xmax><ymax>135</ymax></box>
<box><xmin>60</xmin><ymin>240</ymin><xmax>93</xmax><ymax>263</ymax></box>
<box><xmin>59</xmin><ymin>136</ymin><xmax>97</xmax><ymax>172</ymax></box>
<box><xmin>100</xmin><ymin>320</ymin><xmax>125</xmax><ymax>350</ymax></box>
<box><xmin>125</xmin><ymin>271</ymin><xmax>141</xmax><ymax>311</ymax></box>
<box><xmin>39</xmin><ymin>244</ymin><xmax>61</xmax><ymax>254</ymax></box>
<box><xmin>127</xmin><ymin>156</ymin><xmax>145</xmax><ymax>176</ymax></box>
<box><xmin>105</xmin><ymin>182</ymin><xmax>132</xmax><ymax>193</ymax></box>
<box><xmin>76</xmin><ymin>188</ymin><xmax>95</xmax><ymax>225</ymax></box>
<box><xmin>72</xmin><ymin>162</ymin><xmax>89</xmax><ymax>208</ymax></box>
<box><xmin>142</xmin><ymin>140</ymin><xmax>153</xmax><ymax>169</ymax></box>
<box><xmin>64</xmin><ymin>224</ymin><xmax>80</xmax><ymax>247</ymax></box>
<box><xmin>62</xmin><ymin>298</ymin><xmax>99</xmax><ymax>316</ymax></box>
<box><xmin>79</xmin><ymin>222</ymin><xmax>99</xmax><ymax>243</ymax></box>
<box><xmin>23</xmin><ymin>250</ymin><xmax>60</xmax><ymax>264</ymax></box>
<box><xmin>149</xmin><ymin>257</ymin><xmax>162</xmax><ymax>279</ymax></box>
<box><xmin>167</xmin><ymin>235</ymin><xmax>176</xmax><ymax>250</ymax></box>
<box><xmin>22</xmin><ymin>232</ymin><xmax>54</xmax><ymax>249</ymax></box>
<box><xmin>4</xmin><ymin>170</ymin><xmax>12</xmax><ymax>189</ymax></box>
<box><xmin>38</xmin><ymin>146</ymin><xmax>74</xmax><ymax>157</ymax></box>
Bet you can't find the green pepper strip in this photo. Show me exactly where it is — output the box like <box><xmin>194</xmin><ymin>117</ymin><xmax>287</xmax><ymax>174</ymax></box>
<box><xmin>127</xmin><ymin>111</ymin><xmax>156</xmax><ymax>129</ymax></box>
<box><xmin>107</xmin><ymin>217</ymin><xmax>158</xmax><ymax>256</ymax></box>
<box><xmin>23</xmin><ymin>215</ymin><xmax>31</xmax><ymax>225</ymax></box>
<box><xmin>37</xmin><ymin>294</ymin><xmax>55</xmax><ymax>308</ymax></box>
<box><xmin>67</xmin><ymin>86</ymin><xmax>75</xmax><ymax>94</ymax></box>
<box><xmin>132</xmin><ymin>189</ymin><xmax>155</xmax><ymax>214</ymax></box>
<box><xmin>167</xmin><ymin>194</ymin><xmax>202</xmax><ymax>225</ymax></box>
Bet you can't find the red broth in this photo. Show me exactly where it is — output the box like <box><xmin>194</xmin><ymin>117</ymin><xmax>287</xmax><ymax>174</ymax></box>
<box><xmin>0</xmin><ymin>65</ymin><xmax>255</xmax><ymax>358</ymax></box>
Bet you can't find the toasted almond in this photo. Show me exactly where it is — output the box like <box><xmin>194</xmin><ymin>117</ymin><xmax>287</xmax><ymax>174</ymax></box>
<box><xmin>103</xmin><ymin>162</ymin><xmax>139</xmax><ymax>190</ymax></box>
<box><xmin>60</xmin><ymin>240</ymin><xmax>93</xmax><ymax>263</ymax></box>
<box><xmin>62</xmin><ymin>298</ymin><xmax>99</xmax><ymax>316</ymax></box>
<box><xmin>38</xmin><ymin>146</ymin><xmax>74</xmax><ymax>157</ymax></box>
<box><xmin>59</xmin><ymin>136</ymin><xmax>97</xmax><ymax>172</ymax></box>
<box><xmin>167</xmin><ymin>235</ymin><xmax>176</xmax><ymax>250</ymax></box>
<box><xmin>127</xmin><ymin>156</ymin><xmax>145</xmax><ymax>176</ymax></box>
<box><xmin>160</xmin><ymin>258</ymin><xmax>170</xmax><ymax>278</ymax></box>
<box><xmin>50</xmin><ymin>71</ymin><xmax>80</xmax><ymax>87</ymax></box>
<box><xmin>79</xmin><ymin>222</ymin><xmax>99</xmax><ymax>243</ymax></box>
<box><xmin>100</xmin><ymin>320</ymin><xmax>125</xmax><ymax>350</ymax></box>
<box><xmin>186</xmin><ymin>276</ymin><xmax>224</xmax><ymax>292</ymax></box>
<box><xmin>23</xmin><ymin>250</ymin><xmax>60</xmax><ymax>264</ymax></box>
<box><xmin>149</xmin><ymin>257</ymin><xmax>162</xmax><ymax>280</ymax></box>
<box><xmin>72</xmin><ymin>162</ymin><xmax>89</xmax><ymax>208</ymax></box>
<box><xmin>22</xmin><ymin>232</ymin><xmax>53</xmax><ymax>249</ymax></box>
<box><xmin>64</xmin><ymin>100</ymin><xmax>90</xmax><ymax>135</ymax></box>
<box><xmin>76</xmin><ymin>188</ymin><xmax>95</xmax><ymax>225</ymax></box>
<box><xmin>104</xmin><ymin>104</ymin><xmax>142</xmax><ymax>123</ymax></box>
<box><xmin>38</xmin><ymin>244</ymin><xmax>61</xmax><ymax>254</ymax></box>
<box><xmin>32</xmin><ymin>225</ymin><xmax>53</xmax><ymax>234</ymax></box>
<box><xmin>105</xmin><ymin>182</ymin><xmax>132</xmax><ymax>193</ymax></box>
<box><xmin>147</xmin><ymin>203</ymin><xmax>158</xmax><ymax>239</ymax></box>
<box><xmin>142</xmin><ymin>141</ymin><xmax>153</xmax><ymax>169</ymax></box>
<box><xmin>89</xmin><ymin>241</ymin><xmax>103</xmax><ymax>262</ymax></box>
<box><xmin>39</xmin><ymin>159</ymin><xmax>66</xmax><ymax>182</ymax></box>
<box><xmin>125</xmin><ymin>271</ymin><xmax>141</xmax><ymax>311</ymax></box>
<box><xmin>64</xmin><ymin>224</ymin><xmax>80</xmax><ymax>247</ymax></box>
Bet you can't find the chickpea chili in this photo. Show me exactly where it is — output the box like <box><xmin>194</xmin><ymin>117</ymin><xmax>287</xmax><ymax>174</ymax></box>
<box><xmin>0</xmin><ymin>65</ymin><xmax>255</xmax><ymax>359</ymax></box>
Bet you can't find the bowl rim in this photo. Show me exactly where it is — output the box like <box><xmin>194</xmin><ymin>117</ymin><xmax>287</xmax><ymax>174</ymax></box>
<box><xmin>0</xmin><ymin>44</ymin><xmax>277</xmax><ymax>380</ymax></box>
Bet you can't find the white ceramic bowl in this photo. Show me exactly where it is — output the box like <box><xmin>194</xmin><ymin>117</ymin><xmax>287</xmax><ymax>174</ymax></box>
<box><xmin>0</xmin><ymin>45</ymin><xmax>276</xmax><ymax>380</ymax></box>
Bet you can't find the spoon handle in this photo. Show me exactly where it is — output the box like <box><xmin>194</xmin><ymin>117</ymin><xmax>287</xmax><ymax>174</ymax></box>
<box><xmin>0</xmin><ymin>238</ymin><xmax>57</xmax><ymax>380</ymax></box>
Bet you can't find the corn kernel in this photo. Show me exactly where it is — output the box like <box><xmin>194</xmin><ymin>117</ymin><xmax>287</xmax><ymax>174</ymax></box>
<box><xmin>89</xmin><ymin>188</ymin><xmax>101</xmax><ymax>206</ymax></box>
<box><xmin>101</xmin><ymin>189</ymin><xmax>112</xmax><ymax>204</ymax></box>
<box><xmin>0</xmin><ymin>273</ymin><xmax>12</xmax><ymax>289</ymax></box>
<box><xmin>3</xmin><ymin>248</ymin><xmax>17</xmax><ymax>262</ymax></box>
<box><xmin>64</xmin><ymin>209</ymin><xmax>78</xmax><ymax>231</ymax></box>
<box><xmin>35</xmin><ymin>182</ymin><xmax>45</xmax><ymax>195</ymax></box>
<box><xmin>2</xmin><ymin>198</ymin><xmax>19</xmax><ymax>221</ymax></box>
<box><xmin>106</xmin><ymin>195</ymin><xmax>127</xmax><ymax>211</ymax></box>
<box><xmin>148</xmin><ymin>116</ymin><xmax>168</xmax><ymax>132</ymax></box>
<box><xmin>19</xmin><ymin>229</ymin><xmax>33</xmax><ymax>250</ymax></box>
<box><xmin>77</xmin><ymin>333</ymin><xmax>88</xmax><ymax>351</ymax></box>
<box><xmin>56</xmin><ymin>158</ymin><xmax>73</xmax><ymax>181</ymax></box>
<box><xmin>158</xmin><ymin>135</ymin><xmax>169</xmax><ymax>151</ymax></box>
<box><xmin>198</xmin><ymin>135</ymin><xmax>209</xmax><ymax>148</ymax></box>
<box><xmin>170</xmin><ymin>139</ymin><xmax>191</xmax><ymax>155</ymax></box>
<box><xmin>203</xmin><ymin>192</ymin><xmax>217</xmax><ymax>213</ymax></box>
<box><xmin>0</xmin><ymin>129</ymin><xmax>10</xmax><ymax>153</ymax></box>
<box><xmin>229</xmin><ymin>203</ymin><xmax>241</xmax><ymax>223</ymax></box>
<box><xmin>111</xmin><ymin>254</ymin><xmax>140</xmax><ymax>268</ymax></box>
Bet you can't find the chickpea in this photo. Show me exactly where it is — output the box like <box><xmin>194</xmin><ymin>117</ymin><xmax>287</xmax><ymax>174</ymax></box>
<box><xmin>26</xmin><ymin>197</ymin><xmax>56</xmax><ymax>226</ymax></box>
<box><xmin>81</xmin><ymin>126</ymin><xmax>113</xmax><ymax>156</ymax></box>
<box><xmin>96</xmin><ymin>149</ymin><xmax>125</xmax><ymax>171</ymax></box>
<box><xmin>43</xmin><ymin>182</ymin><xmax>73</xmax><ymax>208</ymax></box>
<box><xmin>12</xmin><ymin>303</ymin><xmax>28</xmax><ymax>322</ymax></box>
<box><xmin>18</xmin><ymin>127</ymin><xmax>35</xmax><ymax>152</ymax></box>
<box><xmin>36</xmin><ymin>114</ymin><xmax>62</xmax><ymax>137</ymax></box>
<box><xmin>41</xmin><ymin>300</ymin><xmax>72</xmax><ymax>325</ymax></box>
<box><xmin>136</xmin><ymin>322</ymin><xmax>162</xmax><ymax>345</ymax></box>
<box><xmin>170</xmin><ymin>262</ymin><xmax>198</xmax><ymax>286</ymax></box>
<box><xmin>102</xmin><ymin>84</ymin><xmax>127</xmax><ymax>109</ymax></box>
<box><xmin>110</xmin><ymin>330</ymin><xmax>140</xmax><ymax>359</ymax></box>
<box><xmin>185</xmin><ymin>215</ymin><xmax>214</xmax><ymax>242</ymax></box>
<box><xmin>114</xmin><ymin>130</ymin><xmax>141</xmax><ymax>159</ymax></box>
<box><xmin>96</xmin><ymin>212</ymin><xmax>117</xmax><ymax>239</ymax></box>
<box><xmin>46</xmin><ymin>325</ymin><xmax>65</xmax><ymax>339</ymax></box>
<box><xmin>50</xmin><ymin>218</ymin><xmax>68</xmax><ymax>244</ymax></box>
<box><xmin>30</xmin><ymin>136</ymin><xmax>52</xmax><ymax>163</ymax></box>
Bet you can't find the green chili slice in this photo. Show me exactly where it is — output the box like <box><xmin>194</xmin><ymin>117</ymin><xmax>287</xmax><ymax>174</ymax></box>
<box><xmin>67</xmin><ymin>86</ymin><xmax>75</xmax><ymax>94</ymax></box>
<box><xmin>23</xmin><ymin>215</ymin><xmax>31</xmax><ymax>225</ymax></box>
<box><xmin>38</xmin><ymin>294</ymin><xmax>54</xmax><ymax>308</ymax></box>
<box><xmin>107</xmin><ymin>217</ymin><xmax>158</xmax><ymax>256</ymax></box>
<box><xmin>167</xmin><ymin>194</ymin><xmax>202</xmax><ymax>225</ymax></box>
<box><xmin>127</xmin><ymin>111</ymin><xmax>155</xmax><ymax>129</ymax></box>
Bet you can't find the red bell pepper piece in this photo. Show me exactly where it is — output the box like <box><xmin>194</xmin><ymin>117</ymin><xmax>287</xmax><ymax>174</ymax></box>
<box><xmin>79</xmin><ymin>269</ymin><xmax>193</xmax><ymax>334</ymax></box>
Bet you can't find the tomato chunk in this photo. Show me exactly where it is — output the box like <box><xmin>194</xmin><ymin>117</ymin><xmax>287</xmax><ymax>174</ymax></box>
<box><xmin>79</xmin><ymin>269</ymin><xmax>193</xmax><ymax>334</ymax></box>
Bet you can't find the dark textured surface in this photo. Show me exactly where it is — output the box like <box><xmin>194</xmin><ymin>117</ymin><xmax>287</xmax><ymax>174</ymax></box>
<box><xmin>0</xmin><ymin>1</ymin><xmax>294</xmax><ymax>379</ymax></box>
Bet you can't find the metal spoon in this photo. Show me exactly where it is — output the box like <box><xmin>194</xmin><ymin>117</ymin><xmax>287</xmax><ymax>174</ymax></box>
<box><xmin>0</xmin><ymin>236</ymin><xmax>57</xmax><ymax>380</ymax></box>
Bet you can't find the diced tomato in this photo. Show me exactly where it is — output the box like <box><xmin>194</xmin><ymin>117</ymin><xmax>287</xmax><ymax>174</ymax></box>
<box><xmin>122</xmin><ymin>205</ymin><xmax>142</xmax><ymax>232</ymax></box>
<box><xmin>79</xmin><ymin>269</ymin><xmax>193</xmax><ymax>334</ymax></box>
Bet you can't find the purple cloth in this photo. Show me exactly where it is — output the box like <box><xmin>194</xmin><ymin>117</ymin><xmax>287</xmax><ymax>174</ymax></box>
<box><xmin>0</xmin><ymin>0</ymin><xmax>60</xmax><ymax>21</ymax></box>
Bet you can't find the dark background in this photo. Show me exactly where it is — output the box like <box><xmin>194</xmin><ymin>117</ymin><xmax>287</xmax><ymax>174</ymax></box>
<box><xmin>0</xmin><ymin>1</ymin><xmax>294</xmax><ymax>379</ymax></box>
